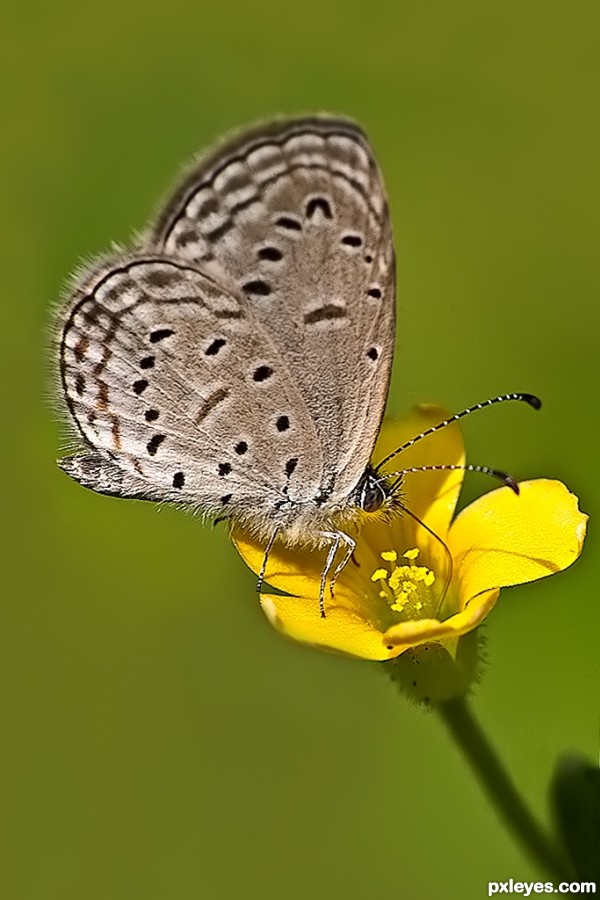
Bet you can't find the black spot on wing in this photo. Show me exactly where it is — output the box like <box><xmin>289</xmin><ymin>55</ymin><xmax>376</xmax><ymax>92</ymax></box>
<box><xmin>205</xmin><ymin>338</ymin><xmax>226</xmax><ymax>355</ymax></box>
<box><xmin>175</xmin><ymin>228</ymin><xmax>200</xmax><ymax>248</ymax></box>
<box><xmin>198</xmin><ymin>196</ymin><xmax>220</xmax><ymax>217</ymax></box>
<box><xmin>150</xmin><ymin>328</ymin><xmax>175</xmax><ymax>343</ymax></box>
<box><xmin>306</xmin><ymin>196</ymin><xmax>333</xmax><ymax>219</ymax></box>
<box><xmin>147</xmin><ymin>434</ymin><xmax>165</xmax><ymax>456</ymax></box>
<box><xmin>253</xmin><ymin>365</ymin><xmax>273</xmax><ymax>382</ymax></box>
<box><xmin>285</xmin><ymin>457</ymin><xmax>298</xmax><ymax>477</ymax></box>
<box><xmin>341</xmin><ymin>233</ymin><xmax>362</xmax><ymax>247</ymax></box>
<box><xmin>257</xmin><ymin>246</ymin><xmax>283</xmax><ymax>261</ymax></box>
<box><xmin>243</xmin><ymin>280</ymin><xmax>271</xmax><ymax>296</ymax></box>
<box><xmin>276</xmin><ymin>215</ymin><xmax>302</xmax><ymax>231</ymax></box>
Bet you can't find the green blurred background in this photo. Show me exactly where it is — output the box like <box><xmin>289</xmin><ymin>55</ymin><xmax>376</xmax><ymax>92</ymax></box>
<box><xmin>2</xmin><ymin>1</ymin><xmax>598</xmax><ymax>897</ymax></box>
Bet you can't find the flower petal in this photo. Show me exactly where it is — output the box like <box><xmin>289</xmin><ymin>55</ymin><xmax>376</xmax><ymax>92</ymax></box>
<box><xmin>258</xmin><ymin>593</ymin><xmax>397</xmax><ymax>661</ymax></box>
<box><xmin>448</xmin><ymin>479</ymin><xmax>587</xmax><ymax>599</ymax></box>
<box><xmin>375</xmin><ymin>405</ymin><xmax>465</xmax><ymax>536</ymax></box>
<box><xmin>383</xmin><ymin>588</ymin><xmax>499</xmax><ymax>652</ymax></box>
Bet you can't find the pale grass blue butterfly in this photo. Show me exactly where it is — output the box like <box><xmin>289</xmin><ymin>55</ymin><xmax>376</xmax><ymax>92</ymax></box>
<box><xmin>57</xmin><ymin>117</ymin><xmax>538</xmax><ymax>613</ymax></box>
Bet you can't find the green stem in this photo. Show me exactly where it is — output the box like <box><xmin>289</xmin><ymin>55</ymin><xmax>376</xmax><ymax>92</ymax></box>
<box><xmin>438</xmin><ymin>696</ymin><xmax>571</xmax><ymax>880</ymax></box>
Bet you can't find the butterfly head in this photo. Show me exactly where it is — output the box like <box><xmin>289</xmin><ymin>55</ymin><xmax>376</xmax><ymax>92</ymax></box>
<box><xmin>355</xmin><ymin>466</ymin><xmax>400</xmax><ymax>515</ymax></box>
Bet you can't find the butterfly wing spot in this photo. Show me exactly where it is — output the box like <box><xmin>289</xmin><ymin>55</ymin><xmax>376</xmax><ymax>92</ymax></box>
<box><xmin>74</xmin><ymin>337</ymin><xmax>89</xmax><ymax>362</ymax></box>
<box><xmin>285</xmin><ymin>457</ymin><xmax>298</xmax><ymax>477</ymax></box>
<box><xmin>196</xmin><ymin>195</ymin><xmax>220</xmax><ymax>218</ymax></box>
<box><xmin>364</xmin><ymin>253</ymin><xmax>373</xmax><ymax>263</ymax></box>
<box><xmin>234</xmin><ymin>441</ymin><xmax>248</xmax><ymax>455</ymax></box>
<box><xmin>252</xmin><ymin>365</ymin><xmax>274</xmax><ymax>382</ymax></box>
<box><xmin>149</xmin><ymin>328</ymin><xmax>175</xmax><ymax>343</ymax></box>
<box><xmin>220</xmin><ymin>493</ymin><xmax>232</xmax><ymax>505</ymax></box>
<box><xmin>133</xmin><ymin>379</ymin><xmax>148</xmax><ymax>395</ymax></box>
<box><xmin>75</xmin><ymin>374</ymin><xmax>85</xmax><ymax>395</ymax></box>
<box><xmin>257</xmin><ymin>246</ymin><xmax>283</xmax><ymax>262</ymax></box>
<box><xmin>305</xmin><ymin>196</ymin><xmax>333</xmax><ymax>220</ymax></box>
<box><xmin>218</xmin><ymin>462</ymin><xmax>232</xmax><ymax>477</ymax></box>
<box><xmin>140</xmin><ymin>356</ymin><xmax>155</xmax><ymax>369</ymax></box>
<box><xmin>340</xmin><ymin>233</ymin><xmax>363</xmax><ymax>248</ymax></box>
<box><xmin>146</xmin><ymin>434</ymin><xmax>166</xmax><ymax>456</ymax></box>
<box><xmin>144</xmin><ymin>409</ymin><xmax>160</xmax><ymax>422</ymax></box>
<box><xmin>275</xmin><ymin>215</ymin><xmax>302</xmax><ymax>232</ymax></box>
<box><xmin>367</xmin><ymin>287</ymin><xmax>382</xmax><ymax>299</ymax></box>
<box><xmin>242</xmin><ymin>280</ymin><xmax>271</xmax><ymax>296</ymax></box>
<box><xmin>97</xmin><ymin>382</ymin><xmax>109</xmax><ymax>410</ymax></box>
<box><xmin>367</xmin><ymin>347</ymin><xmax>379</xmax><ymax>361</ymax></box>
<box><xmin>205</xmin><ymin>338</ymin><xmax>227</xmax><ymax>355</ymax></box>
<box><xmin>93</xmin><ymin>347</ymin><xmax>112</xmax><ymax>378</ymax></box>
<box><xmin>82</xmin><ymin>305</ymin><xmax>100</xmax><ymax>325</ymax></box>
<box><xmin>276</xmin><ymin>415</ymin><xmax>290</xmax><ymax>432</ymax></box>
<box><xmin>174</xmin><ymin>229</ymin><xmax>200</xmax><ymax>249</ymax></box>
<box><xmin>172</xmin><ymin>471</ymin><xmax>185</xmax><ymax>488</ymax></box>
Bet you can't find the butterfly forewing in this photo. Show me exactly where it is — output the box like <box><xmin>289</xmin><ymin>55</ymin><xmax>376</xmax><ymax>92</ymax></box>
<box><xmin>147</xmin><ymin>117</ymin><xmax>396</xmax><ymax>502</ymax></box>
<box><xmin>59</xmin><ymin>255</ymin><xmax>324</xmax><ymax>513</ymax></box>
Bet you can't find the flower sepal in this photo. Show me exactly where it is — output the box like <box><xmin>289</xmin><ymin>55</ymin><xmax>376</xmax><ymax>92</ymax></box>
<box><xmin>385</xmin><ymin>629</ymin><xmax>480</xmax><ymax>707</ymax></box>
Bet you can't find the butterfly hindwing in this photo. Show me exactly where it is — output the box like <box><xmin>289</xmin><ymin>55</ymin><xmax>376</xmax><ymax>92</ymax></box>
<box><xmin>59</xmin><ymin>254</ymin><xmax>324</xmax><ymax>514</ymax></box>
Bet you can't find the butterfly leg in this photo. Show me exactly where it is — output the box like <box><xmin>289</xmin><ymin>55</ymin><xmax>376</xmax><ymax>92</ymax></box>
<box><xmin>256</xmin><ymin>525</ymin><xmax>281</xmax><ymax>595</ymax></box>
<box><xmin>329</xmin><ymin>532</ymin><xmax>356</xmax><ymax>599</ymax></box>
<box><xmin>318</xmin><ymin>531</ymin><xmax>355</xmax><ymax>618</ymax></box>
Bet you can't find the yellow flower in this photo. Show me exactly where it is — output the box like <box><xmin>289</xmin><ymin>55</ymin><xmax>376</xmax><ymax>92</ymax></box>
<box><xmin>232</xmin><ymin>405</ymin><xmax>587</xmax><ymax>664</ymax></box>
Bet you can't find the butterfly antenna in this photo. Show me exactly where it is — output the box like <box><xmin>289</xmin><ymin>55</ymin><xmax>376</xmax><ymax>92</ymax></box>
<box><xmin>397</xmin><ymin>502</ymin><xmax>453</xmax><ymax>618</ymax></box>
<box><xmin>386</xmin><ymin>463</ymin><xmax>520</xmax><ymax>495</ymax></box>
<box><xmin>374</xmin><ymin>393</ymin><xmax>541</xmax><ymax>472</ymax></box>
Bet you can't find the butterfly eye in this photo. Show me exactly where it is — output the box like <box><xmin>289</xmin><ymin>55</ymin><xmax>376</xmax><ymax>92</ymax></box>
<box><xmin>359</xmin><ymin>474</ymin><xmax>386</xmax><ymax>513</ymax></box>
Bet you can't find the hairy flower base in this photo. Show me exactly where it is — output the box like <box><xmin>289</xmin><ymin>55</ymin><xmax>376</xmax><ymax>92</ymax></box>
<box><xmin>386</xmin><ymin>634</ymin><xmax>480</xmax><ymax>705</ymax></box>
<box><xmin>233</xmin><ymin>405</ymin><xmax>587</xmax><ymax>667</ymax></box>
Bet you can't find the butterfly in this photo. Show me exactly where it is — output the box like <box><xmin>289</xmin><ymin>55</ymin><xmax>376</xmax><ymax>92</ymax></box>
<box><xmin>57</xmin><ymin>116</ymin><xmax>533</xmax><ymax>613</ymax></box>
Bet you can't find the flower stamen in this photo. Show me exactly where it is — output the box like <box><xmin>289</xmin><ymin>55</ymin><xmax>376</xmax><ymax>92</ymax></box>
<box><xmin>371</xmin><ymin>548</ymin><xmax>437</xmax><ymax>618</ymax></box>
